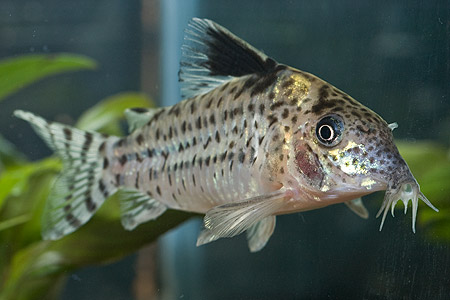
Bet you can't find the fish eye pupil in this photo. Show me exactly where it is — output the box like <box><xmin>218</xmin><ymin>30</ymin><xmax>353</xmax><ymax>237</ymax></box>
<box><xmin>319</xmin><ymin>124</ymin><xmax>333</xmax><ymax>141</ymax></box>
<box><xmin>315</xmin><ymin>115</ymin><xmax>344</xmax><ymax>147</ymax></box>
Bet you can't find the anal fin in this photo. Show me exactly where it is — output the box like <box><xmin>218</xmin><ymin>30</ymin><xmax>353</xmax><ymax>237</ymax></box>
<box><xmin>118</xmin><ymin>189</ymin><xmax>167</xmax><ymax>230</ymax></box>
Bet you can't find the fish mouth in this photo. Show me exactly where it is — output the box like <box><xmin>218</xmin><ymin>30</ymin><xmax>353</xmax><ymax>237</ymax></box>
<box><xmin>376</xmin><ymin>180</ymin><xmax>439</xmax><ymax>233</ymax></box>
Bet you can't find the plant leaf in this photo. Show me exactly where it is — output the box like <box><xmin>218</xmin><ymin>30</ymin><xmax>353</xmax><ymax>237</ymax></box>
<box><xmin>0</xmin><ymin>134</ymin><xmax>27</xmax><ymax>172</ymax></box>
<box><xmin>0</xmin><ymin>214</ymin><xmax>31</xmax><ymax>232</ymax></box>
<box><xmin>0</xmin><ymin>158</ymin><xmax>60</xmax><ymax>211</ymax></box>
<box><xmin>0</xmin><ymin>54</ymin><xmax>96</xmax><ymax>101</ymax></box>
<box><xmin>76</xmin><ymin>92</ymin><xmax>156</xmax><ymax>134</ymax></box>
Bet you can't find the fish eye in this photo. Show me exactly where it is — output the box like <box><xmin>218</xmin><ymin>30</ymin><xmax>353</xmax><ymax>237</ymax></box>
<box><xmin>315</xmin><ymin>115</ymin><xmax>344</xmax><ymax>147</ymax></box>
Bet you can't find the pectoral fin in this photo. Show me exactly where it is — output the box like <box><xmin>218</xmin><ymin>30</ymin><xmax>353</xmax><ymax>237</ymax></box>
<box><xmin>196</xmin><ymin>189</ymin><xmax>289</xmax><ymax>249</ymax></box>
<box><xmin>344</xmin><ymin>198</ymin><xmax>369</xmax><ymax>219</ymax></box>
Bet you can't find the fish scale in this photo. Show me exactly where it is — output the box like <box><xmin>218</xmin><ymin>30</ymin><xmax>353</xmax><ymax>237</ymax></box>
<box><xmin>15</xmin><ymin>18</ymin><xmax>438</xmax><ymax>252</ymax></box>
<box><xmin>114</xmin><ymin>76</ymin><xmax>276</xmax><ymax>212</ymax></box>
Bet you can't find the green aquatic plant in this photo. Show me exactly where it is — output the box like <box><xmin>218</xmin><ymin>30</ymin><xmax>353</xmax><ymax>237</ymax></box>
<box><xmin>0</xmin><ymin>54</ymin><xmax>193</xmax><ymax>300</ymax></box>
<box><xmin>0</xmin><ymin>54</ymin><xmax>97</xmax><ymax>101</ymax></box>
<box><xmin>0</xmin><ymin>54</ymin><xmax>448</xmax><ymax>300</ymax></box>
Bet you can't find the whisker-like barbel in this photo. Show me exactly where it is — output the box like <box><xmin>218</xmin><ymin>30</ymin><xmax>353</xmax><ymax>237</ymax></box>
<box><xmin>376</xmin><ymin>182</ymin><xmax>439</xmax><ymax>233</ymax></box>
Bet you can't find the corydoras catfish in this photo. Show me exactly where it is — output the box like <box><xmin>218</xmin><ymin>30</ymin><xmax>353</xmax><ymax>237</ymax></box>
<box><xmin>15</xmin><ymin>18</ymin><xmax>438</xmax><ymax>252</ymax></box>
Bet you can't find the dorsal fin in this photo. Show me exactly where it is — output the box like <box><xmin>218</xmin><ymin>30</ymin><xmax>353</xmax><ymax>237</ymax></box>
<box><xmin>124</xmin><ymin>108</ymin><xmax>158</xmax><ymax>132</ymax></box>
<box><xmin>179</xmin><ymin>18</ymin><xmax>279</xmax><ymax>98</ymax></box>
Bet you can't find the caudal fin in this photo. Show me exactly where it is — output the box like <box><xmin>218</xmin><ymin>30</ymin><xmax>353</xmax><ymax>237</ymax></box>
<box><xmin>14</xmin><ymin>110</ymin><xmax>118</xmax><ymax>240</ymax></box>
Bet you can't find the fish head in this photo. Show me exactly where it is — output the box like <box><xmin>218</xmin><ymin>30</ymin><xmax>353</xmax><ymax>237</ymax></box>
<box><xmin>284</xmin><ymin>70</ymin><xmax>438</xmax><ymax>229</ymax></box>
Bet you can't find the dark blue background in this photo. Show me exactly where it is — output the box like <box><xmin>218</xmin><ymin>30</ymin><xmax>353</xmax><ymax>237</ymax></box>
<box><xmin>0</xmin><ymin>0</ymin><xmax>448</xmax><ymax>299</ymax></box>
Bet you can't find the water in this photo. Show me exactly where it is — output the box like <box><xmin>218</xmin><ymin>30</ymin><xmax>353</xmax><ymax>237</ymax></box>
<box><xmin>1</xmin><ymin>0</ymin><xmax>448</xmax><ymax>299</ymax></box>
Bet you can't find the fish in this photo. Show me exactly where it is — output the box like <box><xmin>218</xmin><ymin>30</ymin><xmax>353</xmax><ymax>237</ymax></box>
<box><xmin>14</xmin><ymin>18</ymin><xmax>438</xmax><ymax>252</ymax></box>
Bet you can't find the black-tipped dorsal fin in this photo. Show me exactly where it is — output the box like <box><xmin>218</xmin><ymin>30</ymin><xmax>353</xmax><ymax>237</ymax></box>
<box><xmin>179</xmin><ymin>18</ymin><xmax>279</xmax><ymax>98</ymax></box>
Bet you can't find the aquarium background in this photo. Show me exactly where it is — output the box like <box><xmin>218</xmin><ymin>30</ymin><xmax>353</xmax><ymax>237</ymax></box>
<box><xmin>1</xmin><ymin>0</ymin><xmax>449</xmax><ymax>299</ymax></box>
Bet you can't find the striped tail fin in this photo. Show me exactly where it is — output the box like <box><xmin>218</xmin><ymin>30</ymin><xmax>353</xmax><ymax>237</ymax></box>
<box><xmin>14</xmin><ymin>110</ymin><xmax>118</xmax><ymax>240</ymax></box>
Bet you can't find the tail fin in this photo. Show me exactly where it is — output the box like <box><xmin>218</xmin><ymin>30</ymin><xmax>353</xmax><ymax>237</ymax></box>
<box><xmin>14</xmin><ymin>110</ymin><xmax>118</xmax><ymax>240</ymax></box>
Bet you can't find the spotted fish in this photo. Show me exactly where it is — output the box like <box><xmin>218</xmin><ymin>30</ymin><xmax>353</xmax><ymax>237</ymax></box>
<box><xmin>15</xmin><ymin>18</ymin><xmax>438</xmax><ymax>252</ymax></box>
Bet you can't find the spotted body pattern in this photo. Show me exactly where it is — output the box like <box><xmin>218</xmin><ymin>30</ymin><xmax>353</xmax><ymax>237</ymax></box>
<box><xmin>15</xmin><ymin>18</ymin><xmax>437</xmax><ymax>252</ymax></box>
